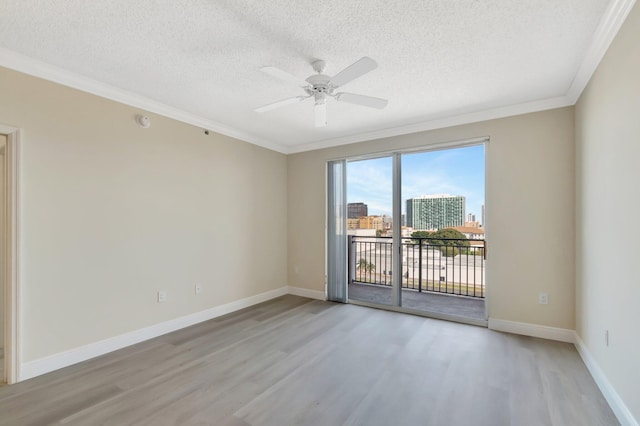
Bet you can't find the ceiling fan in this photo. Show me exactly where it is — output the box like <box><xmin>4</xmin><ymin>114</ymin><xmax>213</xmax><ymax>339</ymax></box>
<box><xmin>255</xmin><ymin>57</ymin><xmax>388</xmax><ymax>127</ymax></box>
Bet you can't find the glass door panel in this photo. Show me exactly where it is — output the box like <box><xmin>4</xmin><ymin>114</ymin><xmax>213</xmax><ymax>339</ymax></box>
<box><xmin>400</xmin><ymin>146</ymin><xmax>486</xmax><ymax>320</ymax></box>
<box><xmin>346</xmin><ymin>156</ymin><xmax>394</xmax><ymax>306</ymax></box>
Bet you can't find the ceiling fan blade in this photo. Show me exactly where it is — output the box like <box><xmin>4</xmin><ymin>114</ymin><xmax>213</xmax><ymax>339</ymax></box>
<box><xmin>315</xmin><ymin>101</ymin><xmax>327</xmax><ymax>127</ymax></box>
<box><xmin>260</xmin><ymin>66</ymin><xmax>310</xmax><ymax>88</ymax></box>
<box><xmin>330</xmin><ymin>57</ymin><xmax>378</xmax><ymax>88</ymax></box>
<box><xmin>255</xmin><ymin>96</ymin><xmax>306</xmax><ymax>113</ymax></box>
<box><xmin>336</xmin><ymin>92</ymin><xmax>388</xmax><ymax>109</ymax></box>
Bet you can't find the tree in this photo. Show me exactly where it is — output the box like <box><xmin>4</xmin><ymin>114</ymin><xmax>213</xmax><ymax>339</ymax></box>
<box><xmin>410</xmin><ymin>229</ymin><xmax>470</xmax><ymax>258</ymax></box>
<box><xmin>376</xmin><ymin>229</ymin><xmax>383</xmax><ymax>237</ymax></box>
<box><xmin>421</xmin><ymin>228</ymin><xmax>469</xmax><ymax>257</ymax></box>
<box><xmin>427</xmin><ymin>228</ymin><xmax>470</xmax><ymax>248</ymax></box>
<box><xmin>410</xmin><ymin>230</ymin><xmax>432</xmax><ymax>245</ymax></box>
<box><xmin>356</xmin><ymin>258</ymin><xmax>375</xmax><ymax>272</ymax></box>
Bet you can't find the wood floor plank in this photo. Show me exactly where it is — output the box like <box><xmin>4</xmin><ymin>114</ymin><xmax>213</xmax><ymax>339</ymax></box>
<box><xmin>0</xmin><ymin>295</ymin><xmax>619</xmax><ymax>425</ymax></box>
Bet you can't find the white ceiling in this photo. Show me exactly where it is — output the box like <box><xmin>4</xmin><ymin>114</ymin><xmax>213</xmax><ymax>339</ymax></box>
<box><xmin>0</xmin><ymin>0</ymin><xmax>631</xmax><ymax>153</ymax></box>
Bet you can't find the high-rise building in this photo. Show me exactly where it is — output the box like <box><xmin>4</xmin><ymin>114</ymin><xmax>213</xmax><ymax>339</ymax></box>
<box><xmin>406</xmin><ymin>195</ymin><xmax>465</xmax><ymax>230</ymax></box>
<box><xmin>465</xmin><ymin>213</ymin><xmax>479</xmax><ymax>228</ymax></box>
<box><xmin>347</xmin><ymin>202</ymin><xmax>368</xmax><ymax>219</ymax></box>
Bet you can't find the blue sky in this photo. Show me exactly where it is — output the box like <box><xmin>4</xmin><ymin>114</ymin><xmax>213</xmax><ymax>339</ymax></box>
<box><xmin>347</xmin><ymin>144</ymin><xmax>485</xmax><ymax>221</ymax></box>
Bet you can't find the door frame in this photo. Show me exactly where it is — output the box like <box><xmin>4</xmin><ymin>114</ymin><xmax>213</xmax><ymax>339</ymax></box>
<box><xmin>1</xmin><ymin>124</ymin><xmax>21</xmax><ymax>384</ymax></box>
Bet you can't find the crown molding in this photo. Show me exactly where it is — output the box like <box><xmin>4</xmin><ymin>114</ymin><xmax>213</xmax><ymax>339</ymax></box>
<box><xmin>566</xmin><ymin>0</ymin><xmax>637</xmax><ymax>103</ymax></box>
<box><xmin>287</xmin><ymin>96</ymin><xmax>572</xmax><ymax>154</ymax></box>
<box><xmin>1</xmin><ymin>46</ymin><xmax>571</xmax><ymax>155</ymax></box>
<box><xmin>1</xmin><ymin>0</ymin><xmax>634</xmax><ymax>155</ymax></box>
<box><xmin>0</xmin><ymin>48</ymin><xmax>289</xmax><ymax>154</ymax></box>
<box><xmin>288</xmin><ymin>0</ymin><xmax>637</xmax><ymax>154</ymax></box>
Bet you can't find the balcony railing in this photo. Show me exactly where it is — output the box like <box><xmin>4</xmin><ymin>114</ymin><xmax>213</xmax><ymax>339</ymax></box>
<box><xmin>349</xmin><ymin>235</ymin><xmax>486</xmax><ymax>298</ymax></box>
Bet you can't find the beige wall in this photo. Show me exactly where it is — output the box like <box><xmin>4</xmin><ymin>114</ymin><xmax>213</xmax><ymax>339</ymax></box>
<box><xmin>575</xmin><ymin>2</ymin><xmax>640</xmax><ymax>421</ymax></box>
<box><xmin>0</xmin><ymin>68</ymin><xmax>288</xmax><ymax>362</ymax></box>
<box><xmin>288</xmin><ymin>107</ymin><xmax>575</xmax><ymax>329</ymax></box>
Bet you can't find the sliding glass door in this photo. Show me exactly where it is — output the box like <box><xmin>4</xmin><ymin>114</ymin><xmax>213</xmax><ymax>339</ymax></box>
<box><xmin>331</xmin><ymin>141</ymin><xmax>487</xmax><ymax>323</ymax></box>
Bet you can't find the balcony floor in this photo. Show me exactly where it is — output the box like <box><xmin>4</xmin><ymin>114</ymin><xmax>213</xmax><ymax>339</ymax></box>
<box><xmin>348</xmin><ymin>283</ymin><xmax>485</xmax><ymax>321</ymax></box>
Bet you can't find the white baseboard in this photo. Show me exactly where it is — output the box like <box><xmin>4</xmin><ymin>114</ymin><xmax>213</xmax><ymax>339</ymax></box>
<box><xmin>287</xmin><ymin>286</ymin><xmax>326</xmax><ymax>300</ymax></box>
<box><xmin>488</xmin><ymin>318</ymin><xmax>575</xmax><ymax>343</ymax></box>
<box><xmin>574</xmin><ymin>333</ymin><xmax>638</xmax><ymax>426</ymax></box>
<box><xmin>20</xmin><ymin>286</ymin><xmax>289</xmax><ymax>381</ymax></box>
<box><xmin>15</xmin><ymin>289</ymin><xmax>638</xmax><ymax>426</ymax></box>
<box><xmin>488</xmin><ymin>320</ymin><xmax>637</xmax><ymax>425</ymax></box>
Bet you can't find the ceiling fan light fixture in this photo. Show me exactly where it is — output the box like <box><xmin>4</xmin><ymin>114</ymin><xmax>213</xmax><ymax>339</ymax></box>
<box><xmin>315</xmin><ymin>100</ymin><xmax>327</xmax><ymax>128</ymax></box>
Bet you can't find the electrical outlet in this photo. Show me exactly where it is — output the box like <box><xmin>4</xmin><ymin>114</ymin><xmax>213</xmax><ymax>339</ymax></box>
<box><xmin>158</xmin><ymin>290</ymin><xmax>167</xmax><ymax>303</ymax></box>
<box><xmin>195</xmin><ymin>283</ymin><xmax>202</xmax><ymax>295</ymax></box>
<box><xmin>538</xmin><ymin>293</ymin><xmax>548</xmax><ymax>305</ymax></box>
<box><xmin>605</xmin><ymin>330</ymin><xmax>609</xmax><ymax>347</ymax></box>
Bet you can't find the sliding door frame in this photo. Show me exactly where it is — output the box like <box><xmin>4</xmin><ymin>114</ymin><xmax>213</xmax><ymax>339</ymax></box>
<box><xmin>329</xmin><ymin>136</ymin><xmax>489</xmax><ymax>326</ymax></box>
<box><xmin>391</xmin><ymin>153</ymin><xmax>402</xmax><ymax>307</ymax></box>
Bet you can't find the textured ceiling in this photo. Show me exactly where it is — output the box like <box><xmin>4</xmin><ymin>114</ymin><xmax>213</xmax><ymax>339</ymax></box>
<box><xmin>0</xmin><ymin>0</ymin><xmax>615</xmax><ymax>152</ymax></box>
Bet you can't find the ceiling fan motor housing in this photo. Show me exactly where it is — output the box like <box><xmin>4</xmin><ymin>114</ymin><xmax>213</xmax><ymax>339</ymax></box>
<box><xmin>305</xmin><ymin>74</ymin><xmax>334</xmax><ymax>96</ymax></box>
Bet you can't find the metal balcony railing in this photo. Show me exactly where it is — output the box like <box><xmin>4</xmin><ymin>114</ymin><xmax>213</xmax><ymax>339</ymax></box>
<box><xmin>349</xmin><ymin>235</ymin><xmax>486</xmax><ymax>298</ymax></box>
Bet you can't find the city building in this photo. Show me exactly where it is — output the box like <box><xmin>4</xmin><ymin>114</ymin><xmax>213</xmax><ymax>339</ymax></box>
<box><xmin>347</xmin><ymin>218</ymin><xmax>360</xmax><ymax>230</ymax></box>
<box><xmin>382</xmin><ymin>215</ymin><xmax>392</xmax><ymax>230</ymax></box>
<box><xmin>450</xmin><ymin>226</ymin><xmax>485</xmax><ymax>240</ymax></box>
<box><xmin>347</xmin><ymin>202</ymin><xmax>368</xmax><ymax>219</ymax></box>
<box><xmin>466</xmin><ymin>213</ymin><xmax>480</xmax><ymax>227</ymax></box>
<box><xmin>348</xmin><ymin>228</ymin><xmax>377</xmax><ymax>237</ymax></box>
<box><xmin>385</xmin><ymin>226</ymin><xmax>416</xmax><ymax>238</ymax></box>
<box><xmin>406</xmin><ymin>195</ymin><xmax>465</xmax><ymax>230</ymax></box>
<box><xmin>358</xmin><ymin>215</ymin><xmax>383</xmax><ymax>230</ymax></box>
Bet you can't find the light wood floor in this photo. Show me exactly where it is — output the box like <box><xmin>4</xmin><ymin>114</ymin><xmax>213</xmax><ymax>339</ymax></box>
<box><xmin>0</xmin><ymin>296</ymin><xmax>617</xmax><ymax>425</ymax></box>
